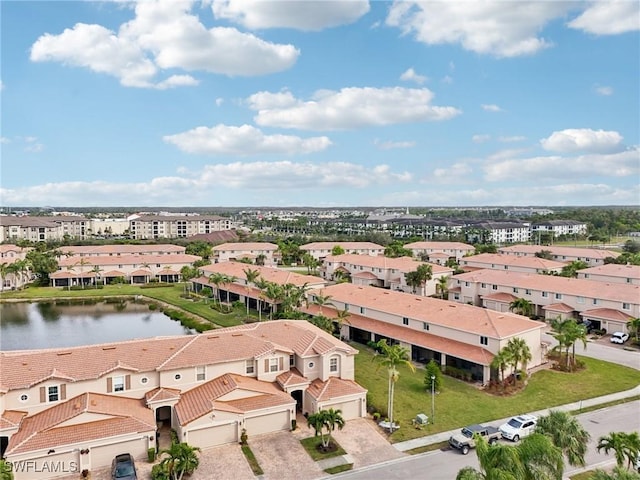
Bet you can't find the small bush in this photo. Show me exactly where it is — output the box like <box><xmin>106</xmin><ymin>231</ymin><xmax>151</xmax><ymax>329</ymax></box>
<box><xmin>151</xmin><ymin>463</ymin><xmax>170</xmax><ymax>480</ymax></box>
<box><xmin>240</xmin><ymin>428</ymin><xmax>248</xmax><ymax>445</ymax></box>
<box><xmin>147</xmin><ymin>447</ymin><xmax>156</xmax><ymax>463</ymax></box>
<box><xmin>373</xmin><ymin>412</ymin><xmax>381</xmax><ymax>421</ymax></box>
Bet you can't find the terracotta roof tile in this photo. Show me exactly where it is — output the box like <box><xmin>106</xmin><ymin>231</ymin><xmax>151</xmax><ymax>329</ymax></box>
<box><xmin>461</xmin><ymin>253</ymin><xmax>566</xmax><ymax>270</ymax></box>
<box><xmin>542</xmin><ymin>303</ymin><xmax>575</xmax><ymax>313</ymax></box>
<box><xmin>60</xmin><ymin>245</ymin><xmax>185</xmax><ymax>255</ymax></box>
<box><xmin>306</xmin><ymin>377</ymin><xmax>367</xmax><ymax>402</ymax></box>
<box><xmin>57</xmin><ymin>254</ymin><xmax>201</xmax><ymax>268</ymax></box>
<box><xmin>578</xmin><ymin>263</ymin><xmax>640</xmax><ymax>280</ymax></box>
<box><xmin>276</xmin><ymin>368</ymin><xmax>309</xmax><ymax>388</ymax></box>
<box><xmin>498</xmin><ymin>245</ymin><xmax>619</xmax><ymax>260</ymax></box>
<box><xmin>0</xmin><ymin>410</ymin><xmax>27</xmax><ymax>430</ymax></box>
<box><xmin>481</xmin><ymin>292</ymin><xmax>518</xmax><ymax>303</ymax></box>
<box><xmin>300</xmin><ymin>242</ymin><xmax>384</xmax><ymax>251</ymax></box>
<box><xmin>145</xmin><ymin>387</ymin><xmax>182</xmax><ymax>404</ymax></box>
<box><xmin>213</xmin><ymin>242</ymin><xmax>278</xmax><ymax>252</ymax></box>
<box><xmin>579</xmin><ymin>308</ymin><xmax>634</xmax><ymax>322</ymax></box>
<box><xmin>199</xmin><ymin>263</ymin><xmax>325</xmax><ymax>287</ymax></box>
<box><xmin>323</xmin><ymin>254</ymin><xmax>453</xmax><ymax>275</ymax></box>
<box><xmin>404</xmin><ymin>241</ymin><xmax>475</xmax><ymax>251</ymax></box>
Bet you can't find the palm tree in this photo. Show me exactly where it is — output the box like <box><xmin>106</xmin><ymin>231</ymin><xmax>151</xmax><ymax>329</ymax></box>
<box><xmin>627</xmin><ymin>317</ymin><xmax>640</xmax><ymax>343</ymax></box>
<box><xmin>324</xmin><ymin>408</ymin><xmax>345</xmax><ymax>443</ymax></box>
<box><xmin>223</xmin><ymin>274</ymin><xmax>237</xmax><ymax>309</ymax></box>
<box><xmin>159</xmin><ymin>442</ymin><xmax>201</xmax><ymax>480</ymax></box>
<box><xmin>550</xmin><ymin>317</ymin><xmax>586</xmax><ymax>371</ymax></box>
<box><xmin>255</xmin><ymin>277</ymin><xmax>269</xmax><ymax>321</ymax></box>
<box><xmin>535</xmin><ymin>410</ymin><xmax>591</xmax><ymax>467</ymax></box>
<box><xmin>404</xmin><ymin>264</ymin><xmax>432</xmax><ymax>295</ymax></box>
<box><xmin>208</xmin><ymin>273</ymin><xmax>225</xmax><ymax>306</ymax></box>
<box><xmin>374</xmin><ymin>339</ymin><xmax>415</xmax><ymax>432</ymax></box>
<box><xmin>491</xmin><ymin>347</ymin><xmax>513</xmax><ymax>384</ymax></box>
<box><xmin>313</xmin><ymin>291</ymin><xmax>333</xmax><ymax>316</ymax></box>
<box><xmin>243</xmin><ymin>268</ymin><xmax>260</xmax><ymax>316</ymax></box>
<box><xmin>504</xmin><ymin>337</ymin><xmax>532</xmax><ymax>381</ymax></box>
<box><xmin>333</xmin><ymin>306</ymin><xmax>351</xmax><ymax>339</ymax></box>
<box><xmin>91</xmin><ymin>265</ymin><xmax>103</xmax><ymax>288</ymax></box>
<box><xmin>263</xmin><ymin>281</ymin><xmax>284</xmax><ymax>320</ymax></box>
<box><xmin>255</xmin><ymin>253</ymin><xmax>267</xmax><ymax>266</ymax></box>
<box><xmin>597</xmin><ymin>432</ymin><xmax>640</xmax><ymax>470</ymax></box>
<box><xmin>509</xmin><ymin>298</ymin><xmax>534</xmax><ymax>317</ymax></box>
<box><xmin>307</xmin><ymin>408</ymin><xmax>345</xmax><ymax>449</ymax></box>
<box><xmin>590</xmin><ymin>466</ymin><xmax>640</xmax><ymax>480</ymax></box>
<box><xmin>436</xmin><ymin>275</ymin><xmax>449</xmax><ymax>299</ymax></box>
<box><xmin>0</xmin><ymin>262</ymin><xmax>9</xmax><ymax>292</ymax></box>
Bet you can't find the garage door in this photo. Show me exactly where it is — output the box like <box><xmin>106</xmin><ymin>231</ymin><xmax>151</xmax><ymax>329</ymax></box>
<box><xmin>245</xmin><ymin>411</ymin><xmax>289</xmax><ymax>437</ymax></box>
<box><xmin>91</xmin><ymin>439</ymin><xmax>146</xmax><ymax>471</ymax></box>
<box><xmin>188</xmin><ymin>422</ymin><xmax>237</xmax><ymax>449</ymax></box>
<box><xmin>322</xmin><ymin>400</ymin><xmax>360</xmax><ymax>420</ymax></box>
<box><xmin>8</xmin><ymin>451</ymin><xmax>79</xmax><ymax>480</ymax></box>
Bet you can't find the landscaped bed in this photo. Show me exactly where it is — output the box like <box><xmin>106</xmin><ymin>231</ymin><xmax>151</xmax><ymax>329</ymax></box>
<box><xmin>300</xmin><ymin>436</ymin><xmax>346</xmax><ymax>461</ymax></box>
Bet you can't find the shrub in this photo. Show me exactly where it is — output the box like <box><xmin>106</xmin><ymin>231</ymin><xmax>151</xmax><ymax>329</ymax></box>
<box><xmin>291</xmin><ymin>419</ymin><xmax>297</xmax><ymax>431</ymax></box>
<box><xmin>147</xmin><ymin>447</ymin><xmax>156</xmax><ymax>463</ymax></box>
<box><xmin>148</xmin><ymin>303</ymin><xmax>158</xmax><ymax>311</ymax></box>
<box><xmin>373</xmin><ymin>412</ymin><xmax>381</xmax><ymax>421</ymax></box>
<box><xmin>151</xmin><ymin>463</ymin><xmax>170</xmax><ymax>480</ymax></box>
<box><xmin>240</xmin><ymin>428</ymin><xmax>248</xmax><ymax>445</ymax></box>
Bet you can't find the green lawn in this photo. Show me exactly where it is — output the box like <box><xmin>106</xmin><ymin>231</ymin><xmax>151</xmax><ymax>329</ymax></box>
<box><xmin>0</xmin><ymin>284</ymin><xmax>247</xmax><ymax>328</ymax></box>
<box><xmin>354</xmin><ymin>343</ymin><xmax>640</xmax><ymax>443</ymax></box>
<box><xmin>300</xmin><ymin>436</ymin><xmax>346</xmax><ymax>461</ymax></box>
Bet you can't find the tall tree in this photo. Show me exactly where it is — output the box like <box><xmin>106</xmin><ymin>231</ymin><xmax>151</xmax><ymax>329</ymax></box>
<box><xmin>627</xmin><ymin>317</ymin><xmax>640</xmax><ymax>343</ymax></box>
<box><xmin>374</xmin><ymin>339</ymin><xmax>415</xmax><ymax>432</ymax></box>
<box><xmin>491</xmin><ymin>347</ymin><xmax>513</xmax><ymax>384</ymax></box>
<box><xmin>331</xmin><ymin>245</ymin><xmax>345</xmax><ymax>256</ymax></box>
<box><xmin>208</xmin><ymin>273</ymin><xmax>225</xmax><ymax>306</ymax></box>
<box><xmin>509</xmin><ymin>298</ymin><xmax>534</xmax><ymax>317</ymax></box>
<box><xmin>243</xmin><ymin>268</ymin><xmax>260</xmax><ymax>316</ymax></box>
<box><xmin>504</xmin><ymin>337</ymin><xmax>532</xmax><ymax>381</ymax></box>
<box><xmin>597</xmin><ymin>432</ymin><xmax>640</xmax><ymax>470</ymax></box>
<box><xmin>0</xmin><ymin>459</ymin><xmax>14</xmax><ymax>480</ymax></box>
<box><xmin>159</xmin><ymin>442</ymin><xmax>201</xmax><ymax>480</ymax></box>
<box><xmin>436</xmin><ymin>275</ymin><xmax>449</xmax><ymax>299</ymax></box>
<box><xmin>404</xmin><ymin>264</ymin><xmax>433</xmax><ymax>295</ymax></box>
<box><xmin>313</xmin><ymin>291</ymin><xmax>333</xmax><ymax>316</ymax></box>
<box><xmin>535</xmin><ymin>410</ymin><xmax>591</xmax><ymax>467</ymax></box>
<box><xmin>306</xmin><ymin>409</ymin><xmax>344</xmax><ymax>449</ymax></box>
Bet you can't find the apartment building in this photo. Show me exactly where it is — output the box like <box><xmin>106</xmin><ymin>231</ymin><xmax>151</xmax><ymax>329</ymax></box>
<box><xmin>450</xmin><ymin>269</ymin><xmax>639</xmax><ymax>333</ymax></box>
<box><xmin>498</xmin><ymin>245</ymin><xmax>620</xmax><ymax>266</ymax></box>
<box><xmin>0</xmin><ymin>245</ymin><xmax>32</xmax><ymax>290</ymax></box>
<box><xmin>576</xmin><ymin>264</ymin><xmax>640</xmax><ymax>286</ymax></box>
<box><xmin>0</xmin><ymin>217</ymin><xmax>63</xmax><ymax>243</ymax></box>
<box><xmin>470</xmin><ymin>221</ymin><xmax>531</xmax><ymax>244</ymax></box>
<box><xmin>403</xmin><ymin>241</ymin><xmax>475</xmax><ymax>264</ymax></box>
<box><xmin>302</xmin><ymin>283</ymin><xmax>545</xmax><ymax>385</ymax></box>
<box><xmin>60</xmin><ymin>244</ymin><xmax>186</xmax><ymax>257</ymax></box>
<box><xmin>531</xmin><ymin>220</ymin><xmax>587</xmax><ymax>238</ymax></box>
<box><xmin>0</xmin><ymin>321</ymin><xmax>365</xmax><ymax>479</ymax></box>
<box><xmin>321</xmin><ymin>254</ymin><xmax>453</xmax><ymax>296</ymax></box>
<box><xmin>129</xmin><ymin>215</ymin><xmax>234</xmax><ymax>240</ymax></box>
<box><xmin>212</xmin><ymin>242</ymin><xmax>279</xmax><ymax>266</ymax></box>
<box><xmin>300</xmin><ymin>242</ymin><xmax>385</xmax><ymax>260</ymax></box>
<box><xmin>459</xmin><ymin>253</ymin><xmax>565</xmax><ymax>275</ymax></box>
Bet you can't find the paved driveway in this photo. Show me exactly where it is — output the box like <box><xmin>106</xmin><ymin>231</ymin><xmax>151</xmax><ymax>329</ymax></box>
<box><xmin>250</xmin><ymin>430</ymin><xmax>324</xmax><ymax>480</ymax></box>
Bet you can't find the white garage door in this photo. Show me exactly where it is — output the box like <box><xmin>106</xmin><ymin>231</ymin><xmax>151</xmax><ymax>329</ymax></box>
<box><xmin>188</xmin><ymin>422</ymin><xmax>237</xmax><ymax>449</ymax></box>
<box><xmin>91</xmin><ymin>439</ymin><xmax>146</xmax><ymax>471</ymax></box>
<box><xmin>9</xmin><ymin>451</ymin><xmax>79</xmax><ymax>480</ymax></box>
<box><xmin>322</xmin><ymin>400</ymin><xmax>360</xmax><ymax>420</ymax></box>
<box><xmin>245</xmin><ymin>411</ymin><xmax>290</xmax><ymax>437</ymax></box>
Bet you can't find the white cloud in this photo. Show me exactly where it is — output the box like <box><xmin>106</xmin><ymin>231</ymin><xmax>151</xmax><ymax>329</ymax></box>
<box><xmin>400</xmin><ymin>67</ymin><xmax>427</xmax><ymax>85</ymax></box>
<box><xmin>1</xmin><ymin>137</ymin><xmax>11</xmax><ymax>144</ymax></box>
<box><xmin>30</xmin><ymin>1</ymin><xmax>299</xmax><ymax>88</ymax></box>
<box><xmin>498</xmin><ymin>135</ymin><xmax>526</xmax><ymax>143</ymax></box>
<box><xmin>484</xmin><ymin>147</ymin><xmax>639</xmax><ymax>181</ymax></box>
<box><xmin>373</xmin><ymin>139</ymin><xmax>416</xmax><ymax>150</ymax></box>
<box><xmin>540</xmin><ymin>128</ymin><xmax>624</xmax><ymax>153</ymax></box>
<box><xmin>482</xmin><ymin>104</ymin><xmax>503</xmax><ymax>112</ymax></box>
<box><xmin>488</xmin><ymin>148</ymin><xmax>528</xmax><ymax>161</ymax></box>
<box><xmin>472</xmin><ymin>134</ymin><xmax>490</xmax><ymax>143</ymax></box>
<box><xmin>0</xmin><ymin>80</ymin><xmax>4</xmax><ymax>90</ymax></box>
<box><xmin>215</xmin><ymin>98</ymin><xmax>224</xmax><ymax>106</ymax></box>
<box><xmin>568</xmin><ymin>0</ymin><xmax>640</xmax><ymax>35</ymax></box>
<box><xmin>211</xmin><ymin>0</ymin><xmax>370</xmax><ymax>31</ymax></box>
<box><xmin>441</xmin><ymin>75</ymin><xmax>453</xmax><ymax>84</ymax></box>
<box><xmin>163</xmin><ymin>124</ymin><xmax>332</xmax><ymax>155</ymax></box>
<box><xmin>24</xmin><ymin>143</ymin><xmax>44</xmax><ymax>153</ymax></box>
<box><xmin>432</xmin><ymin>162</ymin><xmax>473</xmax><ymax>183</ymax></box>
<box><xmin>247</xmin><ymin>87</ymin><xmax>461</xmax><ymax>131</ymax></box>
<box><xmin>385</xmin><ymin>1</ymin><xmax>571</xmax><ymax>57</ymax></box>
<box><xmin>595</xmin><ymin>85</ymin><xmax>614</xmax><ymax>96</ymax></box>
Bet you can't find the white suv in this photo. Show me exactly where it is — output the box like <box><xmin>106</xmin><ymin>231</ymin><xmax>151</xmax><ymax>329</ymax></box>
<box><xmin>499</xmin><ymin>414</ymin><xmax>537</xmax><ymax>442</ymax></box>
<box><xmin>610</xmin><ymin>332</ymin><xmax>630</xmax><ymax>344</ymax></box>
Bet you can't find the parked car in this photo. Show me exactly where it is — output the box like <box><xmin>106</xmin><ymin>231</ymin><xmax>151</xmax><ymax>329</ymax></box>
<box><xmin>449</xmin><ymin>424</ymin><xmax>501</xmax><ymax>455</ymax></box>
<box><xmin>636</xmin><ymin>453</ymin><xmax>640</xmax><ymax>473</ymax></box>
<box><xmin>579</xmin><ymin>319</ymin><xmax>596</xmax><ymax>334</ymax></box>
<box><xmin>112</xmin><ymin>453</ymin><xmax>137</xmax><ymax>480</ymax></box>
<box><xmin>610</xmin><ymin>332</ymin><xmax>630</xmax><ymax>344</ymax></box>
<box><xmin>499</xmin><ymin>414</ymin><xmax>538</xmax><ymax>442</ymax></box>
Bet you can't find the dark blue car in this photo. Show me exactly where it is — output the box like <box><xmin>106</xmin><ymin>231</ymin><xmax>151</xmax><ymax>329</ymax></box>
<box><xmin>112</xmin><ymin>454</ymin><xmax>137</xmax><ymax>480</ymax></box>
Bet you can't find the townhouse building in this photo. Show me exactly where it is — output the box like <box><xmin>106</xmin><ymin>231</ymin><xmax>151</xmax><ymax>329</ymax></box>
<box><xmin>498</xmin><ymin>245</ymin><xmax>620</xmax><ymax>266</ymax></box>
<box><xmin>403</xmin><ymin>241</ymin><xmax>475</xmax><ymax>264</ymax></box>
<box><xmin>299</xmin><ymin>242</ymin><xmax>385</xmax><ymax>261</ymax></box>
<box><xmin>459</xmin><ymin>253</ymin><xmax>565</xmax><ymax>275</ymax></box>
<box><xmin>50</xmin><ymin>253</ymin><xmax>201</xmax><ymax>287</ymax></box>
<box><xmin>321</xmin><ymin>254</ymin><xmax>453</xmax><ymax>296</ymax></box>
<box><xmin>450</xmin><ymin>270</ymin><xmax>639</xmax><ymax>333</ymax></box>
<box><xmin>0</xmin><ymin>245</ymin><xmax>32</xmax><ymax>290</ymax></box>
<box><xmin>0</xmin><ymin>321</ymin><xmax>365</xmax><ymax>479</ymax></box>
<box><xmin>129</xmin><ymin>215</ymin><xmax>234</xmax><ymax>240</ymax></box>
<box><xmin>59</xmin><ymin>244</ymin><xmax>186</xmax><ymax>257</ymax></box>
<box><xmin>302</xmin><ymin>283</ymin><xmax>545</xmax><ymax>385</ymax></box>
<box><xmin>212</xmin><ymin>242</ymin><xmax>279</xmax><ymax>266</ymax></box>
<box><xmin>576</xmin><ymin>264</ymin><xmax>640</xmax><ymax>285</ymax></box>
<box><xmin>531</xmin><ymin>220</ymin><xmax>587</xmax><ymax>239</ymax></box>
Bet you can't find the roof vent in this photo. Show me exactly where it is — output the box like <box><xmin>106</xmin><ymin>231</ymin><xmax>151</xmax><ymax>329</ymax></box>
<box><xmin>231</xmin><ymin>333</ymin><xmax>242</xmax><ymax>337</ymax></box>
<box><xmin>223</xmin><ymin>379</ymin><xmax>229</xmax><ymax>385</ymax></box>
<box><xmin>90</xmin><ymin>399</ymin><xmax>97</xmax><ymax>406</ymax></box>
<box><xmin>448</xmin><ymin>305</ymin><xmax>456</xmax><ymax>308</ymax></box>
<box><xmin>102</xmin><ymin>346</ymin><xmax>116</xmax><ymax>351</ymax></box>
<box><xmin>57</xmin><ymin>351</ymin><xmax>72</xmax><ymax>356</ymax></box>
<box><xmin>208</xmin><ymin>335</ymin><xmax>219</xmax><ymax>339</ymax></box>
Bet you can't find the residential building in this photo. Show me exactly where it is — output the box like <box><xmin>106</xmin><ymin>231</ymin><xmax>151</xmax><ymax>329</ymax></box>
<box><xmin>302</xmin><ymin>283</ymin><xmax>545</xmax><ymax>385</ymax></box>
<box><xmin>212</xmin><ymin>242</ymin><xmax>279</xmax><ymax>266</ymax></box>
<box><xmin>59</xmin><ymin>244</ymin><xmax>186</xmax><ymax>257</ymax></box>
<box><xmin>531</xmin><ymin>220</ymin><xmax>588</xmax><ymax>239</ymax></box>
<box><xmin>403</xmin><ymin>241</ymin><xmax>475</xmax><ymax>264</ymax></box>
<box><xmin>0</xmin><ymin>245</ymin><xmax>32</xmax><ymax>290</ymax></box>
<box><xmin>321</xmin><ymin>254</ymin><xmax>453</xmax><ymax>296</ymax></box>
<box><xmin>467</xmin><ymin>221</ymin><xmax>531</xmax><ymax>244</ymax></box>
<box><xmin>576</xmin><ymin>264</ymin><xmax>640</xmax><ymax>286</ymax></box>
<box><xmin>498</xmin><ymin>245</ymin><xmax>620</xmax><ymax>266</ymax></box>
<box><xmin>87</xmin><ymin>217</ymin><xmax>130</xmax><ymax>236</ymax></box>
<box><xmin>0</xmin><ymin>217</ymin><xmax>63</xmax><ymax>243</ymax></box>
<box><xmin>300</xmin><ymin>242</ymin><xmax>385</xmax><ymax>260</ymax></box>
<box><xmin>459</xmin><ymin>253</ymin><xmax>565</xmax><ymax>275</ymax></box>
<box><xmin>129</xmin><ymin>215</ymin><xmax>234</xmax><ymax>240</ymax></box>
<box><xmin>450</xmin><ymin>269</ymin><xmax>639</xmax><ymax>333</ymax></box>
<box><xmin>0</xmin><ymin>321</ymin><xmax>366</xmax><ymax>479</ymax></box>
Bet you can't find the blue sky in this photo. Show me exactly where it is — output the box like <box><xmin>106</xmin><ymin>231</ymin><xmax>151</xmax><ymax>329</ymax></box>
<box><xmin>1</xmin><ymin>0</ymin><xmax>639</xmax><ymax>208</ymax></box>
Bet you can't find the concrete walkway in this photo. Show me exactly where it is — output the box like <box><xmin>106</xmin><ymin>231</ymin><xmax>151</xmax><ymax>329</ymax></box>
<box><xmin>393</xmin><ymin>384</ymin><xmax>640</xmax><ymax>452</ymax></box>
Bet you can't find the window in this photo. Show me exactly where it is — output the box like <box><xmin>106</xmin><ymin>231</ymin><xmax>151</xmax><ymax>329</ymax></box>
<box><xmin>504</xmin><ymin>265</ymin><xmax>508</xmax><ymax>270</ymax></box>
<box><xmin>555</xmin><ymin>293</ymin><xmax>562</xmax><ymax>300</ymax></box>
<box><xmin>525</xmin><ymin>289</ymin><xmax>531</xmax><ymax>295</ymax></box>
<box><xmin>245</xmin><ymin>360</ymin><xmax>255</xmax><ymax>374</ymax></box>
<box><xmin>174</xmin><ymin>373</ymin><xmax>182</xmax><ymax>381</ymax></box>
<box><xmin>196</xmin><ymin>366</ymin><xmax>205</xmax><ymax>381</ymax></box>
<box><xmin>464</xmin><ymin>282</ymin><xmax>469</xmax><ymax>287</ymax></box>
<box><xmin>269</xmin><ymin>358</ymin><xmax>279</xmax><ymax>373</ymax></box>
<box><xmin>48</xmin><ymin>386</ymin><xmax>59</xmax><ymax>402</ymax></box>
<box><xmin>627</xmin><ymin>278</ymin><xmax>632</xmax><ymax>284</ymax></box>
<box><xmin>577</xmin><ymin>296</ymin><xmax>585</xmax><ymax>304</ymax></box>
<box><xmin>423</xmin><ymin>322</ymin><xmax>429</xmax><ymax>331</ymax></box>
<box><xmin>140</xmin><ymin>377</ymin><xmax>149</xmax><ymax>385</ymax></box>
<box><xmin>113</xmin><ymin>376</ymin><xmax>125</xmax><ymax>392</ymax></box>
<box><xmin>360</xmin><ymin>306</ymin><xmax>365</xmax><ymax>314</ymax></box>
<box><xmin>454</xmin><ymin>293</ymin><xmax>460</xmax><ymax>300</ymax></box>
<box><xmin>20</xmin><ymin>394</ymin><xmax>29</xmax><ymax>402</ymax></box>
<box><xmin>492</xmin><ymin>285</ymin><xmax>498</xmax><ymax>290</ymax></box>
<box><xmin>593</xmin><ymin>298</ymin><xmax>598</xmax><ymax>305</ymax></box>
<box><xmin>481</xmin><ymin>283</ymin><xmax>486</xmax><ymax>288</ymax></box>
<box><xmin>308</xmin><ymin>361</ymin><xmax>315</xmax><ymax>368</ymax></box>
<box><xmin>480</xmin><ymin>336</ymin><xmax>488</xmax><ymax>346</ymax></box>
<box><xmin>289</xmin><ymin>355</ymin><xmax>295</xmax><ymax>367</ymax></box>
<box><xmin>513</xmin><ymin>287</ymin><xmax>519</xmax><ymax>293</ymax></box>
<box><xmin>542</xmin><ymin>291</ymin><xmax>548</xmax><ymax>298</ymax></box>
<box><xmin>329</xmin><ymin>357</ymin><xmax>338</xmax><ymax>373</ymax></box>
<box><xmin>402</xmin><ymin>317</ymin><xmax>409</xmax><ymax>325</ymax></box>
<box><xmin>623</xmin><ymin>303</ymin><xmax>630</xmax><ymax>310</ymax></box>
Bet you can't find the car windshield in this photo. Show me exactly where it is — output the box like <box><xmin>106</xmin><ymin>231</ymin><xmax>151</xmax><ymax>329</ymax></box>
<box><xmin>115</xmin><ymin>464</ymin><xmax>135</xmax><ymax>478</ymax></box>
<box><xmin>507</xmin><ymin>419</ymin><xmax>523</xmax><ymax>428</ymax></box>
<box><xmin>461</xmin><ymin>428</ymin><xmax>474</xmax><ymax>438</ymax></box>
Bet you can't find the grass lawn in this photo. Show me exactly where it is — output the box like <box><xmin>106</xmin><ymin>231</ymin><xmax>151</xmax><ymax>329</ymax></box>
<box><xmin>0</xmin><ymin>284</ymin><xmax>247</xmax><ymax>328</ymax></box>
<box><xmin>300</xmin><ymin>436</ymin><xmax>346</xmax><ymax>461</ymax></box>
<box><xmin>354</xmin><ymin>343</ymin><xmax>640</xmax><ymax>443</ymax></box>
<box><xmin>324</xmin><ymin>464</ymin><xmax>353</xmax><ymax>474</ymax></box>
<box><xmin>241</xmin><ymin>444</ymin><xmax>264</xmax><ymax>476</ymax></box>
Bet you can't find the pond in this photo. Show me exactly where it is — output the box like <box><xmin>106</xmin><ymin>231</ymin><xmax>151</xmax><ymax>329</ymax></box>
<box><xmin>0</xmin><ymin>300</ymin><xmax>195</xmax><ymax>350</ymax></box>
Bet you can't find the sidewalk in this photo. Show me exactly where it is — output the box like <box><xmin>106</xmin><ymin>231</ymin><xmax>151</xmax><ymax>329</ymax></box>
<box><xmin>393</xmin><ymin>384</ymin><xmax>640</xmax><ymax>452</ymax></box>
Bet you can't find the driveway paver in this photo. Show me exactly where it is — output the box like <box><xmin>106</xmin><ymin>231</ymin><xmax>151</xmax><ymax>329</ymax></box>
<box><xmin>249</xmin><ymin>430</ymin><xmax>324</xmax><ymax>480</ymax></box>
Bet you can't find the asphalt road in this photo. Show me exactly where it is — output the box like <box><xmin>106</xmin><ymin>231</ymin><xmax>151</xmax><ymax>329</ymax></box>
<box><xmin>332</xmin><ymin>400</ymin><xmax>640</xmax><ymax>480</ymax></box>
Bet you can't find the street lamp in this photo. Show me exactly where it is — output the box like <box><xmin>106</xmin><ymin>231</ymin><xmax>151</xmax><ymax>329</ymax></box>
<box><xmin>431</xmin><ymin>375</ymin><xmax>435</xmax><ymax>424</ymax></box>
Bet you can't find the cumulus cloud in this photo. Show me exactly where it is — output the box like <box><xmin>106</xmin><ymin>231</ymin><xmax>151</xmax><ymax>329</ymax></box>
<box><xmin>595</xmin><ymin>85</ymin><xmax>614</xmax><ymax>96</ymax></box>
<box><xmin>400</xmin><ymin>67</ymin><xmax>427</xmax><ymax>84</ymax></box>
<box><xmin>373</xmin><ymin>139</ymin><xmax>416</xmax><ymax>150</ymax></box>
<box><xmin>163</xmin><ymin>124</ymin><xmax>332</xmax><ymax>155</ymax></box>
<box><xmin>482</xmin><ymin>104</ymin><xmax>503</xmax><ymax>112</ymax></box>
<box><xmin>385</xmin><ymin>1</ymin><xmax>571</xmax><ymax>57</ymax></box>
<box><xmin>432</xmin><ymin>162</ymin><xmax>473</xmax><ymax>183</ymax></box>
<box><xmin>568</xmin><ymin>0</ymin><xmax>640</xmax><ymax>35</ymax></box>
<box><xmin>484</xmin><ymin>147</ymin><xmax>640</xmax><ymax>181</ymax></box>
<box><xmin>0</xmin><ymin>137</ymin><xmax>10</xmax><ymax>144</ymax></box>
<box><xmin>498</xmin><ymin>135</ymin><xmax>526</xmax><ymax>143</ymax></box>
<box><xmin>30</xmin><ymin>1</ymin><xmax>299</xmax><ymax>88</ymax></box>
<box><xmin>472</xmin><ymin>134</ymin><xmax>490</xmax><ymax>143</ymax></box>
<box><xmin>540</xmin><ymin>128</ymin><xmax>625</xmax><ymax>153</ymax></box>
<box><xmin>211</xmin><ymin>0</ymin><xmax>370</xmax><ymax>31</ymax></box>
<box><xmin>247</xmin><ymin>87</ymin><xmax>460</xmax><ymax>130</ymax></box>
<box><xmin>0</xmin><ymin>161</ymin><xmax>412</xmax><ymax>205</ymax></box>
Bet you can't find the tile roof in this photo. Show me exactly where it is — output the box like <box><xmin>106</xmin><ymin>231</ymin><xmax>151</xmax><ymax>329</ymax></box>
<box><xmin>5</xmin><ymin>393</ymin><xmax>154</xmax><ymax>455</ymax></box>
<box><xmin>213</xmin><ymin>242</ymin><xmax>278</xmax><ymax>251</ymax></box>
<box><xmin>307</xmin><ymin>283</ymin><xmax>543</xmax><ymax>338</ymax></box>
<box><xmin>60</xmin><ymin>244</ymin><xmax>185</xmax><ymax>255</ymax></box>
<box><xmin>199</xmin><ymin>262</ymin><xmax>326</xmax><ymax>287</ymax></box>
<box><xmin>454</xmin><ymin>269</ymin><xmax>639</xmax><ymax>303</ymax></box>
<box><xmin>306</xmin><ymin>377</ymin><xmax>367</xmax><ymax>402</ymax></box>
<box><xmin>352</xmin><ymin>271</ymin><xmax>379</xmax><ymax>280</ymax></box>
<box><xmin>579</xmin><ymin>308</ymin><xmax>634</xmax><ymax>322</ymax></box>
<box><xmin>323</xmin><ymin>254</ymin><xmax>453</xmax><ymax>274</ymax></box>
<box><xmin>145</xmin><ymin>387</ymin><xmax>182</xmax><ymax>404</ymax></box>
<box><xmin>498</xmin><ymin>245</ymin><xmax>620</xmax><ymax>259</ymax></box>
<box><xmin>481</xmin><ymin>292</ymin><xmax>518</xmax><ymax>303</ymax></box>
<box><xmin>461</xmin><ymin>253</ymin><xmax>566</xmax><ymax>270</ymax></box>
<box><xmin>577</xmin><ymin>263</ymin><xmax>640</xmax><ymax>280</ymax></box>
<box><xmin>276</xmin><ymin>368</ymin><xmax>310</xmax><ymax>388</ymax></box>
<box><xmin>0</xmin><ymin>410</ymin><xmax>27</xmax><ymax>430</ymax></box>
<box><xmin>57</xmin><ymin>253</ymin><xmax>201</xmax><ymax>267</ymax></box>
<box><xmin>404</xmin><ymin>241</ymin><xmax>475</xmax><ymax>250</ymax></box>
<box><xmin>542</xmin><ymin>303</ymin><xmax>575</xmax><ymax>313</ymax></box>
<box><xmin>300</xmin><ymin>242</ymin><xmax>384</xmax><ymax>251</ymax></box>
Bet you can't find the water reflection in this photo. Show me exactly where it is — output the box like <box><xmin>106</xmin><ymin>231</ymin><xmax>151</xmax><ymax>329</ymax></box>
<box><xmin>37</xmin><ymin>302</ymin><xmax>61</xmax><ymax>322</ymax></box>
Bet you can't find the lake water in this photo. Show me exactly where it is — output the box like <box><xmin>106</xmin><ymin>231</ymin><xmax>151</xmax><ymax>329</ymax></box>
<box><xmin>0</xmin><ymin>301</ymin><xmax>195</xmax><ymax>350</ymax></box>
